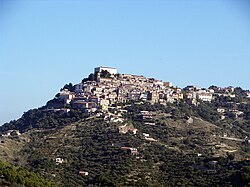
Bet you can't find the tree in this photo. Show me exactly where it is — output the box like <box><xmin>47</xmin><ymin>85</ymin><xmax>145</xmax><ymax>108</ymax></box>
<box><xmin>82</xmin><ymin>73</ymin><xmax>97</xmax><ymax>83</ymax></box>
<box><xmin>88</xmin><ymin>73</ymin><xmax>96</xmax><ymax>81</ymax></box>
<box><xmin>61</xmin><ymin>83</ymin><xmax>74</xmax><ymax>92</ymax></box>
<box><xmin>100</xmin><ymin>70</ymin><xmax>111</xmax><ymax>78</ymax></box>
<box><xmin>54</xmin><ymin>93</ymin><xmax>60</xmax><ymax>98</ymax></box>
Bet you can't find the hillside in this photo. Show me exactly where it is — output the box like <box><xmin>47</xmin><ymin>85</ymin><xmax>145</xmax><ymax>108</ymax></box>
<box><xmin>0</xmin><ymin>101</ymin><xmax>250</xmax><ymax>186</ymax></box>
<box><xmin>0</xmin><ymin>67</ymin><xmax>250</xmax><ymax>186</ymax></box>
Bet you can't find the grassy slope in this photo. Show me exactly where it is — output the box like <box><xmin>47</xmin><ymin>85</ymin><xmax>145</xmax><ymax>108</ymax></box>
<box><xmin>0</xmin><ymin>116</ymin><xmax>248</xmax><ymax>186</ymax></box>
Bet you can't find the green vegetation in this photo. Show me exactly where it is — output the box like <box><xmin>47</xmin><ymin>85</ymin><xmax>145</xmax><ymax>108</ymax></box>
<box><xmin>81</xmin><ymin>70</ymin><xmax>111</xmax><ymax>83</ymax></box>
<box><xmin>82</xmin><ymin>73</ymin><xmax>97</xmax><ymax>82</ymax></box>
<box><xmin>0</xmin><ymin>160</ymin><xmax>57</xmax><ymax>187</ymax></box>
<box><xmin>13</xmin><ymin>116</ymin><xmax>250</xmax><ymax>186</ymax></box>
<box><xmin>0</xmin><ymin>109</ymin><xmax>89</xmax><ymax>133</ymax></box>
<box><xmin>100</xmin><ymin>70</ymin><xmax>111</xmax><ymax>78</ymax></box>
<box><xmin>60</xmin><ymin>83</ymin><xmax>74</xmax><ymax>92</ymax></box>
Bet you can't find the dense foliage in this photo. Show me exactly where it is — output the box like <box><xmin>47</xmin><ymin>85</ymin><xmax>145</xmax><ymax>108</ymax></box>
<box><xmin>16</xmin><ymin>117</ymin><xmax>250</xmax><ymax>186</ymax></box>
<box><xmin>0</xmin><ymin>109</ymin><xmax>89</xmax><ymax>133</ymax></box>
<box><xmin>0</xmin><ymin>160</ymin><xmax>57</xmax><ymax>187</ymax></box>
<box><xmin>60</xmin><ymin>83</ymin><xmax>74</xmax><ymax>92</ymax></box>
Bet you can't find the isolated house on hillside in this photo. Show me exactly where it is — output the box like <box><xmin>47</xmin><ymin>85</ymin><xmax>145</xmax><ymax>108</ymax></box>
<box><xmin>120</xmin><ymin>147</ymin><xmax>139</xmax><ymax>156</ymax></box>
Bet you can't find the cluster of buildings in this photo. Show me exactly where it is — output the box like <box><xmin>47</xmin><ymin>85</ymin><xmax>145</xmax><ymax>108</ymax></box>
<box><xmin>184</xmin><ymin>85</ymin><xmax>214</xmax><ymax>105</ymax></box>
<box><xmin>50</xmin><ymin>66</ymin><xmax>248</xmax><ymax>114</ymax></box>
<box><xmin>55</xmin><ymin>66</ymin><xmax>178</xmax><ymax>111</ymax></box>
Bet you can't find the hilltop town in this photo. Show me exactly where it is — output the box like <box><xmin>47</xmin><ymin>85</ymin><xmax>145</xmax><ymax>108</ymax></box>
<box><xmin>47</xmin><ymin>66</ymin><xmax>250</xmax><ymax>121</ymax></box>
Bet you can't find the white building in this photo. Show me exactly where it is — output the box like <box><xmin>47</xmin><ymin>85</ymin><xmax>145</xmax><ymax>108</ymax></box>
<box><xmin>94</xmin><ymin>66</ymin><xmax>118</xmax><ymax>75</ymax></box>
<box><xmin>55</xmin><ymin>158</ymin><xmax>64</xmax><ymax>164</ymax></box>
<box><xmin>79</xmin><ymin>171</ymin><xmax>89</xmax><ymax>176</ymax></box>
<box><xmin>246</xmin><ymin>92</ymin><xmax>250</xmax><ymax>98</ymax></box>
<box><xmin>217</xmin><ymin>108</ymin><xmax>225</xmax><ymax>113</ymax></box>
<box><xmin>59</xmin><ymin>90</ymin><xmax>75</xmax><ymax>104</ymax></box>
<box><xmin>197</xmin><ymin>91</ymin><xmax>213</xmax><ymax>102</ymax></box>
<box><xmin>164</xmin><ymin>82</ymin><xmax>172</xmax><ymax>87</ymax></box>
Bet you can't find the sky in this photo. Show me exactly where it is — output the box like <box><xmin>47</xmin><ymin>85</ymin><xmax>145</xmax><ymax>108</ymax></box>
<box><xmin>0</xmin><ymin>0</ymin><xmax>250</xmax><ymax>125</ymax></box>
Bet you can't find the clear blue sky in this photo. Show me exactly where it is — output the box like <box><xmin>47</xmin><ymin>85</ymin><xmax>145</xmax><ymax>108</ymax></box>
<box><xmin>0</xmin><ymin>0</ymin><xmax>249</xmax><ymax>125</ymax></box>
